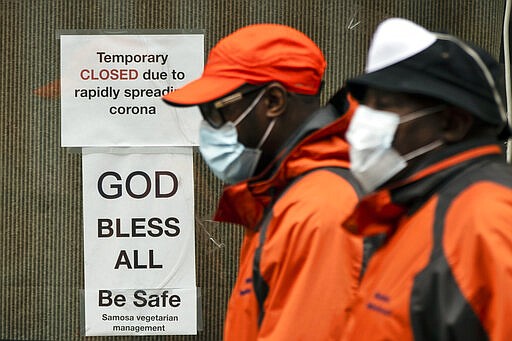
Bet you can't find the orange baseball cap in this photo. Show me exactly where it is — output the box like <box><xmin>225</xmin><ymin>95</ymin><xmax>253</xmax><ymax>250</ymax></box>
<box><xmin>162</xmin><ymin>23</ymin><xmax>326</xmax><ymax>106</ymax></box>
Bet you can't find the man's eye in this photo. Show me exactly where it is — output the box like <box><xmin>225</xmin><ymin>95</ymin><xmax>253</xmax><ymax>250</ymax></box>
<box><xmin>375</xmin><ymin>97</ymin><xmax>398</xmax><ymax>109</ymax></box>
<box><xmin>221</xmin><ymin>107</ymin><xmax>240</xmax><ymax>120</ymax></box>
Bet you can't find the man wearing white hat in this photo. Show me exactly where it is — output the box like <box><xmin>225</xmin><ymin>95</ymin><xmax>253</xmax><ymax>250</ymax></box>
<box><xmin>341</xmin><ymin>18</ymin><xmax>512</xmax><ymax>340</ymax></box>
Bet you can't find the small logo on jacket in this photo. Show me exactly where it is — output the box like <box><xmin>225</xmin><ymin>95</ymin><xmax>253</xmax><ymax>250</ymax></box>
<box><xmin>366</xmin><ymin>292</ymin><xmax>391</xmax><ymax>315</ymax></box>
<box><xmin>240</xmin><ymin>277</ymin><xmax>253</xmax><ymax>296</ymax></box>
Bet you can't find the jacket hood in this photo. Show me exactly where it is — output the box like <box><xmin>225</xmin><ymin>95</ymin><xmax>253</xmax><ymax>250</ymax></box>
<box><xmin>213</xmin><ymin>94</ymin><xmax>357</xmax><ymax>229</ymax></box>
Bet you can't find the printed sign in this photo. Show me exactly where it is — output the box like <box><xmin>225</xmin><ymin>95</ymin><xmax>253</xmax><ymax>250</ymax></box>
<box><xmin>61</xmin><ymin>33</ymin><xmax>203</xmax><ymax>147</ymax></box>
<box><xmin>82</xmin><ymin>147</ymin><xmax>197</xmax><ymax>336</ymax></box>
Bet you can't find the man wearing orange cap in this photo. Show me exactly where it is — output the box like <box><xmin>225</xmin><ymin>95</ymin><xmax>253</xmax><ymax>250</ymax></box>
<box><xmin>163</xmin><ymin>24</ymin><xmax>365</xmax><ymax>340</ymax></box>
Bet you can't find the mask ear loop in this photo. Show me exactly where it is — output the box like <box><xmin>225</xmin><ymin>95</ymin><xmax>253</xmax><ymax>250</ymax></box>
<box><xmin>402</xmin><ymin>139</ymin><xmax>444</xmax><ymax>161</ymax></box>
<box><xmin>256</xmin><ymin>118</ymin><xmax>277</xmax><ymax>149</ymax></box>
<box><xmin>436</xmin><ymin>33</ymin><xmax>511</xmax><ymax>162</ymax></box>
<box><xmin>398</xmin><ymin>105</ymin><xmax>447</xmax><ymax>162</ymax></box>
<box><xmin>232</xmin><ymin>88</ymin><xmax>267</xmax><ymax>126</ymax></box>
<box><xmin>399</xmin><ymin>105</ymin><xmax>447</xmax><ymax>124</ymax></box>
<box><xmin>228</xmin><ymin>86</ymin><xmax>276</xmax><ymax>150</ymax></box>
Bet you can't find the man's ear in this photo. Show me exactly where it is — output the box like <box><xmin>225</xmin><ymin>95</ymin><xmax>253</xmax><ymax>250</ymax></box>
<box><xmin>441</xmin><ymin>107</ymin><xmax>474</xmax><ymax>142</ymax></box>
<box><xmin>264</xmin><ymin>82</ymin><xmax>287</xmax><ymax>118</ymax></box>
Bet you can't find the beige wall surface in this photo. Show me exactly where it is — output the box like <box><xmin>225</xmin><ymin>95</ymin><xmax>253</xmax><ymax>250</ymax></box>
<box><xmin>0</xmin><ymin>0</ymin><xmax>505</xmax><ymax>340</ymax></box>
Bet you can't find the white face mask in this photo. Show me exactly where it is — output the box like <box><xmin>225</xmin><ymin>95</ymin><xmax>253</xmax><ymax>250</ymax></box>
<box><xmin>199</xmin><ymin>89</ymin><xmax>276</xmax><ymax>184</ymax></box>
<box><xmin>346</xmin><ymin>104</ymin><xmax>445</xmax><ymax>193</ymax></box>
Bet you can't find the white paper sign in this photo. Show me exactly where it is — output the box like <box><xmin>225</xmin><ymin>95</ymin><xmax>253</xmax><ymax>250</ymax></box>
<box><xmin>82</xmin><ymin>147</ymin><xmax>197</xmax><ymax>336</ymax></box>
<box><xmin>61</xmin><ymin>33</ymin><xmax>203</xmax><ymax>147</ymax></box>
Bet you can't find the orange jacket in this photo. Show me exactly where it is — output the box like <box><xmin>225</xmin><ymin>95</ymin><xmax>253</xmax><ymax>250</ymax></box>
<box><xmin>215</xmin><ymin>94</ymin><xmax>364</xmax><ymax>341</ymax></box>
<box><xmin>341</xmin><ymin>139</ymin><xmax>512</xmax><ymax>341</ymax></box>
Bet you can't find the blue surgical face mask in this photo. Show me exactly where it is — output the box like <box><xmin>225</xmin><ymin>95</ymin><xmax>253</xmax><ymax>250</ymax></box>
<box><xmin>199</xmin><ymin>88</ymin><xmax>276</xmax><ymax>184</ymax></box>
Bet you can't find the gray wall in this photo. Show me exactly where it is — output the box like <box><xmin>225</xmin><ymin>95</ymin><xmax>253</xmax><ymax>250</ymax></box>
<box><xmin>0</xmin><ymin>0</ymin><xmax>505</xmax><ymax>340</ymax></box>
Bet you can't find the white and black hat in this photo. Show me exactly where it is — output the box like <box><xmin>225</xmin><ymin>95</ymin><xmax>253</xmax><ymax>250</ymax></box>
<box><xmin>347</xmin><ymin>18</ymin><xmax>507</xmax><ymax>128</ymax></box>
